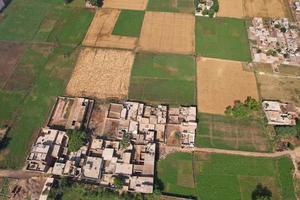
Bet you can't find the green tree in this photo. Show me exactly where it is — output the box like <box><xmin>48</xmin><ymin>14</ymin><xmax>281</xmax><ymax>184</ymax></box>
<box><xmin>113</xmin><ymin>175</ymin><xmax>125</xmax><ymax>189</ymax></box>
<box><xmin>67</xmin><ymin>130</ymin><xmax>87</xmax><ymax>152</ymax></box>
<box><xmin>88</xmin><ymin>0</ymin><xmax>102</xmax><ymax>7</ymax></box>
<box><xmin>252</xmin><ymin>183</ymin><xmax>272</xmax><ymax>200</ymax></box>
<box><xmin>120</xmin><ymin>132</ymin><xmax>131</xmax><ymax>149</ymax></box>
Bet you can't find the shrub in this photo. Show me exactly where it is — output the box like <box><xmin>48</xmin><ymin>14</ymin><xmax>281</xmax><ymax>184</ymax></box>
<box><xmin>67</xmin><ymin>130</ymin><xmax>87</xmax><ymax>152</ymax></box>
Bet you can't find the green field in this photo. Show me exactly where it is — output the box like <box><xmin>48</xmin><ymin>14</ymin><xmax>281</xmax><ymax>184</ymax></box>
<box><xmin>195</xmin><ymin>17</ymin><xmax>251</xmax><ymax>61</ymax></box>
<box><xmin>112</xmin><ymin>10</ymin><xmax>145</xmax><ymax>37</ymax></box>
<box><xmin>0</xmin><ymin>0</ymin><xmax>93</xmax><ymax>44</ymax></box>
<box><xmin>128</xmin><ymin>53</ymin><xmax>196</xmax><ymax>105</ymax></box>
<box><xmin>158</xmin><ymin>152</ymin><xmax>296</xmax><ymax>200</ymax></box>
<box><xmin>147</xmin><ymin>0</ymin><xmax>195</xmax><ymax>13</ymax></box>
<box><xmin>196</xmin><ymin>113</ymin><xmax>271</xmax><ymax>152</ymax></box>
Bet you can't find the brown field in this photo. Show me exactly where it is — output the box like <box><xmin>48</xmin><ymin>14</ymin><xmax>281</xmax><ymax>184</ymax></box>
<box><xmin>103</xmin><ymin>0</ymin><xmax>148</xmax><ymax>10</ymax></box>
<box><xmin>218</xmin><ymin>0</ymin><xmax>244</xmax><ymax>18</ymax></box>
<box><xmin>83</xmin><ymin>9</ymin><xmax>137</xmax><ymax>50</ymax></box>
<box><xmin>139</xmin><ymin>12</ymin><xmax>195</xmax><ymax>55</ymax></box>
<box><xmin>243</xmin><ymin>0</ymin><xmax>290</xmax><ymax>18</ymax></box>
<box><xmin>217</xmin><ymin>0</ymin><xmax>290</xmax><ymax>19</ymax></box>
<box><xmin>0</xmin><ymin>42</ymin><xmax>27</xmax><ymax>88</ymax></box>
<box><xmin>66</xmin><ymin>48</ymin><xmax>135</xmax><ymax>99</ymax></box>
<box><xmin>197</xmin><ymin>57</ymin><xmax>259</xmax><ymax>115</ymax></box>
<box><xmin>256</xmin><ymin>72</ymin><xmax>300</xmax><ymax>106</ymax></box>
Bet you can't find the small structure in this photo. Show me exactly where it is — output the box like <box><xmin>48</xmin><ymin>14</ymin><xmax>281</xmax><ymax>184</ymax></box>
<box><xmin>81</xmin><ymin>156</ymin><xmax>103</xmax><ymax>183</ymax></box>
<box><xmin>262</xmin><ymin>100</ymin><xmax>300</xmax><ymax>125</ymax></box>
<box><xmin>195</xmin><ymin>0</ymin><xmax>218</xmax><ymax>17</ymax></box>
<box><xmin>48</xmin><ymin>96</ymin><xmax>94</xmax><ymax>130</ymax></box>
<box><xmin>0</xmin><ymin>126</ymin><xmax>8</xmax><ymax>142</ymax></box>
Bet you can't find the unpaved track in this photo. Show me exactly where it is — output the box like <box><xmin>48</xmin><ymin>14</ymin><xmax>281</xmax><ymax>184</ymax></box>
<box><xmin>0</xmin><ymin>170</ymin><xmax>45</xmax><ymax>179</ymax></box>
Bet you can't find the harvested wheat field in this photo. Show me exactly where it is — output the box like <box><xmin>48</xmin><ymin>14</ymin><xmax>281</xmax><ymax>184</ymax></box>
<box><xmin>139</xmin><ymin>12</ymin><xmax>195</xmax><ymax>55</ymax></box>
<box><xmin>218</xmin><ymin>0</ymin><xmax>244</xmax><ymax>18</ymax></box>
<box><xmin>197</xmin><ymin>57</ymin><xmax>259</xmax><ymax>115</ymax></box>
<box><xmin>243</xmin><ymin>0</ymin><xmax>291</xmax><ymax>18</ymax></box>
<box><xmin>66</xmin><ymin>48</ymin><xmax>135</xmax><ymax>99</ymax></box>
<box><xmin>103</xmin><ymin>0</ymin><xmax>148</xmax><ymax>10</ymax></box>
<box><xmin>83</xmin><ymin>9</ymin><xmax>137</xmax><ymax>50</ymax></box>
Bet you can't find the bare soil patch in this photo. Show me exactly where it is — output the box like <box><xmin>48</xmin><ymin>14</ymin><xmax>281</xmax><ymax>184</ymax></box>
<box><xmin>83</xmin><ymin>9</ymin><xmax>137</xmax><ymax>50</ymax></box>
<box><xmin>66</xmin><ymin>48</ymin><xmax>135</xmax><ymax>99</ymax></box>
<box><xmin>139</xmin><ymin>11</ymin><xmax>195</xmax><ymax>55</ymax></box>
<box><xmin>197</xmin><ymin>57</ymin><xmax>259</xmax><ymax>115</ymax></box>
<box><xmin>0</xmin><ymin>42</ymin><xmax>27</xmax><ymax>89</ymax></box>
<box><xmin>103</xmin><ymin>0</ymin><xmax>148</xmax><ymax>10</ymax></box>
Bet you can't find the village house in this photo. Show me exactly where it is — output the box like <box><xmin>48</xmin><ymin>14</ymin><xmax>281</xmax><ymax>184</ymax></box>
<box><xmin>26</xmin><ymin>128</ymin><xmax>69</xmax><ymax>172</ymax></box>
<box><xmin>248</xmin><ymin>17</ymin><xmax>300</xmax><ymax>66</ymax></box>
<box><xmin>48</xmin><ymin>96</ymin><xmax>94</xmax><ymax>130</ymax></box>
<box><xmin>262</xmin><ymin>100</ymin><xmax>300</xmax><ymax>125</ymax></box>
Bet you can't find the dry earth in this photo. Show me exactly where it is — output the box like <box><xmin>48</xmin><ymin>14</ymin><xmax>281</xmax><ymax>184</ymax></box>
<box><xmin>83</xmin><ymin>9</ymin><xmax>137</xmax><ymax>50</ymax></box>
<box><xmin>139</xmin><ymin>11</ymin><xmax>195</xmax><ymax>55</ymax></box>
<box><xmin>66</xmin><ymin>48</ymin><xmax>135</xmax><ymax>99</ymax></box>
<box><xmin>103</xmin><ymin>0</ymin><xmax>148</xmax><ymax>10</ymax></box>
<box><xmin>197</xmin><ymin>57</ymin><xmax>259</xmax><ymax>115</ymax></box>
<box><xmin>217</xmin><ymin>0</ymin><xmax>290</xmax><ymax>18</ymax></box>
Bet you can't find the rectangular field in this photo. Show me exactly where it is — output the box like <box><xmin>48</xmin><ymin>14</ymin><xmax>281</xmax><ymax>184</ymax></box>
<box><xmin>103</xmin><ymin>0</ymin><xmax>148</xmax><ymax>10</ymax></box>
<box><xmin>147</xmin><ymin>0</ymin><xmax>195</xmax><ymax>13</ymax></box>
<box><xmin>196</xmin><ymin>113</ymin><xmax>271</xmax><ymax>152</ymax></box>
<box><xmin>157</xmin><ymin>152</ymin><xmax>296</xmax><ymax>200</ymax></box>
<box><xmin>128</xmin><ymin>53</ymin><xmax>196</xmax><ymax>105</ymax></box>
<box><xmin>217</xmin><ymin>0</ymin><xmax>292</xmax><ymax>19</ymax></box>
<box><xmin>0</xmin><ymin>42</ymin><xmax>27</xmax><ymax>88</ymax></box>
<box><xmin>197</xmin><ymin>57</ymin><xmax>259</xmax><ymax>115</ymax></box>
<box><xmin>139</xmin><ymin>12</ymin><xmax>195</xmax><ymax>55</ymax></box>
<box><xmin>256</xmin><ymin>72</ymin><xmax>300</xmax><ymax>106</ymax></box>
<box><xmin>83</xmin><ymin>9</ymin><xmax>137</xmax><ymax>50</ymax></box>
<box><xmin>66</xmin><ymin>48</ymin><xmax>135</xmax><ymax>100</ymax></box>
<box><xmin>195</xmin><ymin>17</ymin><xmax>251</xmax><ymax>61</ymax></box>
<box><xmin>112</xmin><ymin>10</ymin><xmax>145</xmax><ymax>37</ymax></box>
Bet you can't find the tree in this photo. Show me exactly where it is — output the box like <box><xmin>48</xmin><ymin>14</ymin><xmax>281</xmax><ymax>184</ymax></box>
<box><xmin>113</xmin><ymin>175</ymin><xmax>125</xmax><ymax>189</ymax></box>
<box><xmin>120</xmin><ymin>132</ymin><xmax>131</xmax><ymax>149</ymax></box>
<box><xmin>67</xmin><ymin>130</ymin><xmax>87</xmax><ymax>152</ymax></box>
<box><xmin>252</xmin><ymin>183</ymin><xmax>272</xmax><ymax>200</ymax></box>
<box><xmin>88</xmin><ymin>0</ymin><xmax>102</xmax><ymax>7</ymax></box>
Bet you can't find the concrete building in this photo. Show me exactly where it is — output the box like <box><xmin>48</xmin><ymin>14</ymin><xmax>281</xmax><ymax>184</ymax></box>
<box><xmin>262</xmin><ymin>100</ymin><xmax>300</xmax><ymax>125</ymax></box>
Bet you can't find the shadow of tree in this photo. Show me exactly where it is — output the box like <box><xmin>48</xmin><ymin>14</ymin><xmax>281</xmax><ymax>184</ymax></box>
<box><xmin>252</xmin><ymin>183</ymin><xmax>272</xmax><ymax>200</ymax></box>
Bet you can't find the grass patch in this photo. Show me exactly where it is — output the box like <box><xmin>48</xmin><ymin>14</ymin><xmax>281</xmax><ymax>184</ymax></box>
<box><xmin>0</xmin><ymin>0</ymin><xmax>93</xmax><ymax>44</ymax></box>
<box><xmin>112</xmin><ymin>10</ymin><xmax>144</xmax><ymax>37</ymax></box>
<box><xmin>158</xmin><ymin>152</ymin><xmax>297</xmax><ymax>200</ymax></box>
<box><xmin>147</xmin><ymin>0</ymin><xmax>195</xmax><ymax>13</ymax></box>
<box><xmin>0</xmin><ymin>91</ymin><xmax>25</xmax><ymax>123</ymax></box>
<box><xmin>195</xmin><ymin>112</ymin><xmax>271</xmax><ymax>152</ymax></box>
<box><xmin>128</xmin><ymin>53</ymin><xmax>196</xmax><ymax>105</ymax></box>
<box><xmin>0</xmin><ymin>45</ymin><xmax>80</xmax><ymax>169</ymax></box>
<box><xmin>195</xmin><ymin>17</ymin><xmax>251</xmax><ymax>61</ymax></box>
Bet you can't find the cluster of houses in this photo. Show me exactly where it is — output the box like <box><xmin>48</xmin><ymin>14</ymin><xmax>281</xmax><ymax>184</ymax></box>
<box><xmin>262</xmin><ymin>100</ymin><xmax>300</xmax><ymax>126</ymax></box>
<box><xmin>26</xmin><ymin>96</ymin><xmax>197</xmax><ymax>194</ymax></box>
<box><xmin>248</xmin><ymin>17</ymin><xmax>300</xmax><ymax>65</ymax></box>
<box><xmin>194</xmin><ymin>0</ymin><xmax>217</xmax><ymax>17</ymax></box>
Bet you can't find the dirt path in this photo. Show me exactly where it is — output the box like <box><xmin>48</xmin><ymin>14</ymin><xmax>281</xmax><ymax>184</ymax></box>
<box><xmin>0</xmin><ymin>170</ymin><xmax>45</xmax><ymax>179</ymax></box>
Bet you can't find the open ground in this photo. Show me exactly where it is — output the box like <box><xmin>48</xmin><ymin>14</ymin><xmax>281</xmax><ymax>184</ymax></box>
<box><xmin>157</xmin><ymin>152</ymin><xmax>296</xmax><ymax>200</ymax></box>
<box><xmin>103</xmin><ymin>0</ymin><xmax>148</xmax><ymax>10</ymax></box>
<box><xmin>146</xmin><ymin>0</ymin><xmax>195</xmax><ymax>13</ymax></box>
<box><xmin>197</xmin><ymin>57</ymin><xmax>259</xmax><ymax>115</ymax></box>
<box><xmin>256</xmin><ymin>72</ymin><xmax>300</xmax><ymax>106</ymax></box>
<box><xmin>139</xmin><ymin>11</ymin><xmax>195</xmax><ymax>55</ymax></box>
<box><xmin>195</xmin><ymin>17</ymin><xmax>251</xmax><ymax>61</ymax></box>
<box><xmin>83</xmin><ymin>9</ymin><xmax>138</xmax><ymax>50</ymax></box>
<box><xmin>217</xmin><ymin>0</ymin><xmax>292</xmax><ymax>19</ymax></box>
<box><xmin>129</xmin><ymin>53</ymin><xmax>196</xmax><ymax>105</ymax></box>
<box><xmin>66</xmin><ymin>48</ymin><xmax>135</xmax><ymax>100</ymax></box>
<box><xmin>196</xmin><ymin>113</ymin><xmax>271</xmax><ymax>152</ymax></box>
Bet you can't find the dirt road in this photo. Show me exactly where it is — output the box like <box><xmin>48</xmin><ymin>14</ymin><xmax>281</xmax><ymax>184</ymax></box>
<box><xmin>0</xmin><ymin>170</ymin><xmax>45</xmax><ymax>179</ymax></box>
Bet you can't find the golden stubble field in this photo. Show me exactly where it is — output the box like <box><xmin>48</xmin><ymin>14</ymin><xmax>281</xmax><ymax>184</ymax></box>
<box><xmin>66</xmin><ymin>48</ymin><xmax>135</xmax><ymax>99</ymax></box>
<box><xmin>139</xmin><ymin>11</ymin><xmax>195</xmax><ymax>55</ymax></box>
<box><xmin>197</xmin><ymin>57</ymin><xmax>259</xmax><ymax>115</ymax></box>
<box><xmin>218</xmin><ymin>0</ymin><xmax>290</xmax><ymax>19</ymax></box>
<box><xmin>103</xmin><ymin>0</ymin><xmax>148</xmax><ymax>10</ymax></box>
<box><xmin>83</xmin><ymin>9</ymin><xmax>137</xmax><ymax>50</ymax></box>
